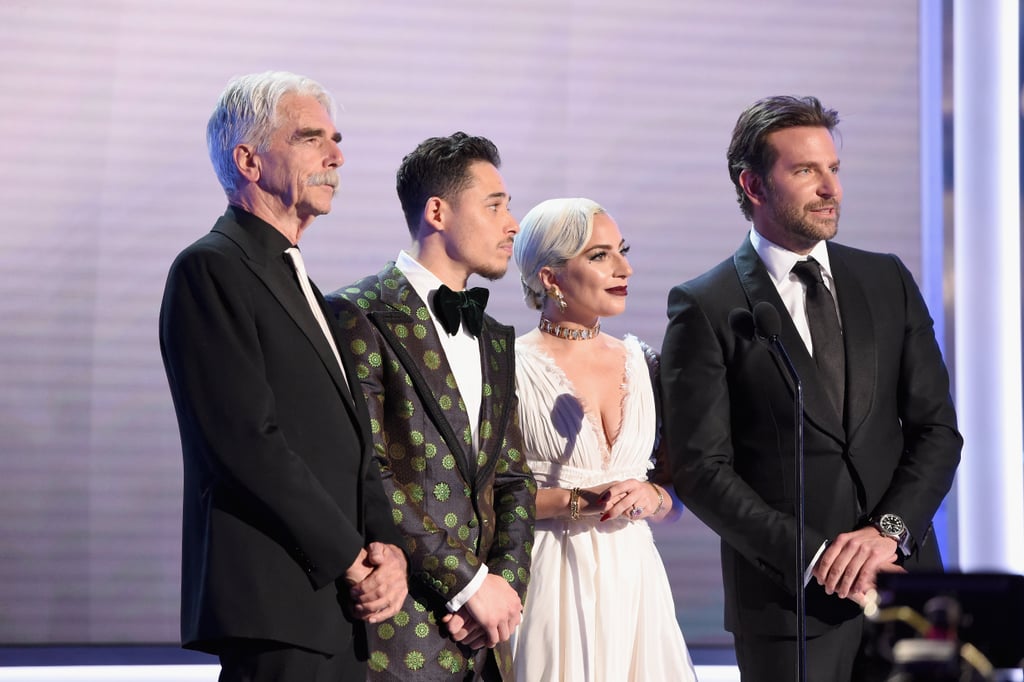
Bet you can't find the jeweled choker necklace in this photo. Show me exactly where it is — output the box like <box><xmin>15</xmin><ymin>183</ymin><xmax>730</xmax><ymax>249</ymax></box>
<box><xmin>538</xmin><ymin>317</ymin><xmax>601</xmax><ymax>341</ymax></box>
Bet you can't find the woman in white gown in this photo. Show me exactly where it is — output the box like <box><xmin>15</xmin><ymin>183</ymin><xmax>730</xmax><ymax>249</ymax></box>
<box><xmin>506</xmin><ymin>198</ymin><xmax>697</xmax><ymax>681</ymax></box>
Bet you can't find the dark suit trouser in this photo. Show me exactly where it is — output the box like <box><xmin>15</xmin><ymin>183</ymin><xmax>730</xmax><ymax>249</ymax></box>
<box><xmin>218</xmin><ymin>639</ymin><xmax>363</xmax><ymax>682</ymax></box>
<box><xmin>733</xmin><ymin>614</ymin><xmax>890</xmax><ymax>682</ymax></box>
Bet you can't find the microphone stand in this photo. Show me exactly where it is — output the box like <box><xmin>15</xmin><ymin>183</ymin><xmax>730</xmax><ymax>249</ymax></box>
<box><xmin>754</xmin><ymin>302</ymin><xmax>806</xmax><ymax>682</ymax></box>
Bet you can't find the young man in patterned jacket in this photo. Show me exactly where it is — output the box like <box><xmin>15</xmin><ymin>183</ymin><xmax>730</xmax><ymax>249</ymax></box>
<box><xmin>326</xmin><ymin>132</ymin><xmax>536</xmax><ymax>681</ymax></box>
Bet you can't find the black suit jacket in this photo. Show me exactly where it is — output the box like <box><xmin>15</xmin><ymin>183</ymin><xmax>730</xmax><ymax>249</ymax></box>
<box><xmin>661</xmin><ymin>237</ymin><xmax>962</xmax><ymax>636</ymax></box>
<box><xmin>159</xmin><ymin>207</ymin><xmax>401</xmax><ymax>658</ymax></box>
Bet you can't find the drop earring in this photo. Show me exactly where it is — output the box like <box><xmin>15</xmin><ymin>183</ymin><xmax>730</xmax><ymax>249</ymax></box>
<box><xmin>547</xmin><ymin>286</ymin><xmax>567</xmax><ymax>313</ymax></box>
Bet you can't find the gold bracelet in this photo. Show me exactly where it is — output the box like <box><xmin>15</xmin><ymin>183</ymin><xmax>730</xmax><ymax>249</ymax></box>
<box><xmin>569</xmin><ymin>487</ymin><xmax>582</xmax><ymax>520</ymax></box>
<box><xmin>649</xmin><ymin>482</ymin><xmax>665</xmax><ymax>516</ymax></box>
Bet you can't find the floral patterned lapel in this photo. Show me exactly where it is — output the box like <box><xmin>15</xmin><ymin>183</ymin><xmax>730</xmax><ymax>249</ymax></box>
<box><xmin>368</xmin><ymin>264</ymin><xmax>479</xmax><ymax>481</ymax></box>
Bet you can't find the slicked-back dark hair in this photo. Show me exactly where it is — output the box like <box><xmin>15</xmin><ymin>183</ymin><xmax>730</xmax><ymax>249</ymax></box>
<box><xmin>396</xmin><ymin>132</ymin><xmax>502</xmax><ymax>238</ymax></box>
<box><xmin>727</xmin><ymin>95</ymin><xmax>840</xmax><ymax>220</ymax></box>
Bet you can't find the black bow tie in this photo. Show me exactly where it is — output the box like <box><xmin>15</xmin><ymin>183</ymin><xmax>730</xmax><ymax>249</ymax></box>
<box><xmin>432</xmin><ymin>284</ymin><xmax>489</xmax><ymax>337</ymax></box>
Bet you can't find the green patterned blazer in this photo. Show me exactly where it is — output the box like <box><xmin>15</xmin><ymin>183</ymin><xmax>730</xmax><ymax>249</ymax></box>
<box><xmin>326</xmin><ymin>262</ymin><xmax>536</xmax><ymax>680</ymax></box>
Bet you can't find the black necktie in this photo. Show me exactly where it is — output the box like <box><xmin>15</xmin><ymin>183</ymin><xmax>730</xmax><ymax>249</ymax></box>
<box><xmin>792</xmin><ymin>258</ymin><xmax>845</xmax><ymax>415</ymax></box>
<box><xmin>432</xmin><ymin>284</ymin><xmax>489</xmax><ymax>337</ymax></box>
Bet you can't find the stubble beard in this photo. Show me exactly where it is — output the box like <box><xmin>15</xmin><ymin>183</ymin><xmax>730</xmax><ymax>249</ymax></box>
<box><xmin>476</xmin><ymin>262</ymin><xmax>509</xmax><ymax>282</ymax></box>
<box><xmin>771</xmin><ymin>195</ymin><xmax>841</xmax><ymax>250</ymax></box>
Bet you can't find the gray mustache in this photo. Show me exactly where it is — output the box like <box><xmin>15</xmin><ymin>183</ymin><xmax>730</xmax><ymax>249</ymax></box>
<box><xmin>308</xmin><ymin>171</ymin><xmax>339</xmax><ymax>189</ymax></box>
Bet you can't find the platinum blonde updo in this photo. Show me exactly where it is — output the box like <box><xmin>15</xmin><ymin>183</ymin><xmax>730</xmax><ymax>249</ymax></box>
<box><xmin>513</xmin><ymin>198</ymin><xmax>607</xmax><ymax>310</ymax></box>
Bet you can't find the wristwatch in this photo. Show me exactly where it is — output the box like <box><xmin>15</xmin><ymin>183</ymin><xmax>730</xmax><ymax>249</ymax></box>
<box><xmin>872</xmin><ymin>513</ymin><xmax>911</xmax><ymax>556</ymax></box>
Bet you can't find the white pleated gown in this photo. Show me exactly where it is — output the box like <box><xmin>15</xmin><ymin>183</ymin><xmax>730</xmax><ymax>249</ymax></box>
<box><xmin>506</xmin><ymin>335</ymin><xmax>697</xmax><ymax>682</ymax></box>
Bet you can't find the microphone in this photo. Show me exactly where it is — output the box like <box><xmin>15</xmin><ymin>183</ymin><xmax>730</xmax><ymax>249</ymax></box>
<box><xmin>732</xmin><ymin>302</ymin><xmax>807</xmax><ymax>682</ymax></box>
<box><xmin>728</xmin><ymin>307</ymin><xmax>756</xmax><ymax>341</ymax></box>
<box><xmin>752</xmin><ymin>300</ymin><xmax>783</xmax><ymax>340</ymax></box>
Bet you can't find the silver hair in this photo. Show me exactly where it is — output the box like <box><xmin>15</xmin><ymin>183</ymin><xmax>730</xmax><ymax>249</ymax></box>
<box><xmin>513</xmin><ymin>197</ymin><xmax>607</xmax><ymax>310</ymax></box>
<box><xmin>206</xmin><ymin>71</ymin><xmax>337</xmax><ymax>198</ymax></box>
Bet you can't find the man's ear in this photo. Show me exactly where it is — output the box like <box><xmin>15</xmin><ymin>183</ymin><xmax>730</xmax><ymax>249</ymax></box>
<box><xmin>234</xmin><ymin>144</ymin><xmax>260</xmax><ymax>183</ymax></box>
<box><xmin>739</xmin><ymin>169</ymin><xmax>766</xmax><ymax>208</ymax></box>
<box><xmin>423</xmin><ymin>196</ymin><xmax>446</xmax><ymax>232</ymax></box>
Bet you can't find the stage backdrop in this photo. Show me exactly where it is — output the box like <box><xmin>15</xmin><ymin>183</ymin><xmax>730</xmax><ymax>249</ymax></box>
<box><xmin>0</xmin><ymin>0</ymin><xmax>925</xmax><ymax>645</ymax></box>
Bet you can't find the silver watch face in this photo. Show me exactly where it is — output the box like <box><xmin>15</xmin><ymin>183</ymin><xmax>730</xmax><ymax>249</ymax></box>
<box><xmin>879</xmin><ymin>513</ymin><xmax>905</xmax><ymax>536</ymax></box>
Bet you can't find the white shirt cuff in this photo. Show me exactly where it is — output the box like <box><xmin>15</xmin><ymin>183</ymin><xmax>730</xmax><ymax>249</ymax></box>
<box><xmin>446</xmin><ymin>563</ymin><xmax>488</xmax><ymax>612</ymax></box>
<box><xmin>803</xmin><ymin>540</ymin><xmax>829</xmax><ymax>588</ymax></box>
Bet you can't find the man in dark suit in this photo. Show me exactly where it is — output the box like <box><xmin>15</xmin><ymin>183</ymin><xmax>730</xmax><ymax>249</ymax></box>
<box><xmin>160</xmin><ymin>71</ymin><xmax>407</xmax><ymax>682</ymax></box>
<box><xmin>660</xmin><ymin>95</ymin><xmax>962</xmax><ymax>681</ymax></box>
<box><xmin>326</xmin><ymin>132</ymin><xmax>536</xmax><ymax>681</ymax></box>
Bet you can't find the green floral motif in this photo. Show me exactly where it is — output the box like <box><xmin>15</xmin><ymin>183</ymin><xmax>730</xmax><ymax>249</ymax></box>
<box><xmin>515</xmin><ymin>505</ymin><xmax>528</xmax><ymax>519</ymax></box>
<box><xmin>506</xmin><ymin>448</ymin><xmax>521</xmax><ymax>462</ymax></box>
<box><xmin>384</xmin><ymin>278</ymin><xmax>399</xmax><ymax>290</ymax></box>
<box><xmin>433</xmin><ymin>482</ymin><xmax>451</xmax><ymax>501</ymax></box>
<box><xmin>423</xmin><ymin>555</ymin><xmax>439</xmax><ymax>572</ymax></box>
<box><xmin>477</xmin><ymin>452</ymin><xmax>487</xmax><ymax>467</ymax></box>
<box><xmin>370</xmin><ymin>418</ymin><xmax>381</xmax><ymax>435</ymax></box>
<box><xmin>423</xmin><ymin>516</ymin><xmax>439</xmax><ymax>532</ymax></box>
<box><xmin>502</xmin><ymin>568</ymin><xmax>515</xmax><ymax>582</ymax></box>
<box><xmin>438</xmin><ymin>395</ymin><xmax>452</xmax><ymax>410</ymax></box>
<box><xmin>409</xmin><ymin>430</ymin><xmax>424</xmax><ymax>446</ymax></box>
<box><xmin>479</xmin><ymin>420</ymin><xmax>492</xmax><ymax>439</ymax></box>
<box><xmin>377</xmin><ymin>623</ymin><xmax>395</xmax><ymax>640</ymax></box>
<box><xmin>458</xmin><ymin>525</ymin><xmax>470</xmax><ymax>541</ymax></box>
<box><xmin>408</xmin><ymin>483</ymin><xmax>424</xmax><ymax>502</ymax></box>
<box><xmin>444</xmin><ymin>555</ymin><xmax>459</xmax><ymax>569</ymax></box>
<box><xmin>414</xmin><ymin>600</ymin><xmax>427</xmax><ymax>613</ymax></box>
<box><xmin>416</xmin><ymin>306</ymin><xmax>430</xmax><ymax>321</ymax></box>
<box><xmin>482</xmin><ymin>383</ymin><xmax>493</xmax><ymax>397</ymax></box>
<box><xmin>414</xmin><ymin>324</ymin><xmax>428</xmax><ymax>339</ymax></box>
<box><xmin>350</xmin><ymin>339</ymin><xmax>367</xmax><ymax>355</ymax></box>
<box><xmin>441</xmin><ymin>454</ymin><xmax>455</xmax><ymax>470</ymax></box>
<box><xmin>518</xmin><ymin>567</ymin><xmax>528</xmax><ymax>582</ymax></box>
<box><xmin>404</xmin><ymin>651</ymin><xmax>426</xmax><ymax>671</ymax></box>
<box><xmin>443</xmin><ymin>512</ymin><xmax>458</xmax><ymax>528</ymax></box>
<box><xmin>368</xmin><ymin>351</ymin><xmax>382</xmax><ymax>368</ymax></box>
<box><xmin>495</xmin><ymin>459</ymin><xmax>509</xmax><ymax>473</ymax></box>
<box><xmin>395</xmin><ymin>325</ymin><xmax>408</xmax><ymax>338</ymax></box>
<box><xmin>400</xmin><ymin>399</ymin><xmax>415</xmax><ymax>418</ymax></box>
<box><xmin>425</xmin><ymin>443</ymin><xmax>437</xmax><ymax>457</ymax></box>
<box><xmin>423</xmin><ymin>350</ymin><xmax>441</xmax><ymax>371</ymax></box>
<box><xmin>392</xmin><ymin>508</ymin><xmax>403</xmax><ymax>524</ymax></box>
<box><xmin>414</xmin><ymin>623</ymin><xmax>429</xmax><ymax>638</ymax></box>
<box><xmin>394</xmin><ymin>610</ymin><xmax>410</xmax><ymax>627</ymax></box>
<box><xmin>462</xmin><ymin>426</ymin><xmax>472</xmax><ymax>445</ymax></box>
<box><xmin>411</xmin><ymin>456</ymin><xmax>426</xmax><ymax>472</ymax></box>
<box><xmin>357</xmin><ymin>297</ymin><xmax>370</xmax><ymax>310</ymax></box>
<box><xmin>445</xmin><ymin>374</ymin><xmax>458</xmax><ymax>389</ymax></box>
<box><xmin>356</xmin><ymin>364</ymin><xmax>369</xmax><ymax>380</ymax></box>
<box><xmin>368</xmin><ymin>651</ymin><xmax>389</xmax><ymax>672</ymax></box>
<box><xmin>438</xmin><ymin>650</ymin><xmax>461</xmax><ymax>673</ymax></box>
<box><xmin>364</xmin><ymin>290</ymin><xmax>378</xmax><ymax>300</ymax></box>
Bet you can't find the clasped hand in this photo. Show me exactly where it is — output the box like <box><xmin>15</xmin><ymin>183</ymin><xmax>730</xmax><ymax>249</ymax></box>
<box><xmin>812</xmin><ymin>526</ymin><xmax>906</xmax><ymax>606</ymax></box>
<box><xmin>346</xmin><ymin>542</ymin><xmax>409</xmax><ymax>624</ymax></box>
<box><xmin>590</xmin><ymin>479</ymin><xmax>661</xmax><ymax>522</ymax></box>
<box><xmin>442</xmin><ymin>574</ymin><xmax>522</xmax><ymax>650</ymax></box>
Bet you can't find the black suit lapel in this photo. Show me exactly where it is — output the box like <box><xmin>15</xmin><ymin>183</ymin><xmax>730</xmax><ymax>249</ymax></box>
<box><xmin>827</xmin><ymin>245</ymin><xmax>875</xmax><ymax>440</ymax></box>
<box><xmin>733</xmin><ymin>239</ymin><xmax>844</xmax><ymax>442</ymax></box>
<box><xmin>214</xmin><ymin>216</ymin><xmax>359</xmax><ymax>417</ymax></box>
